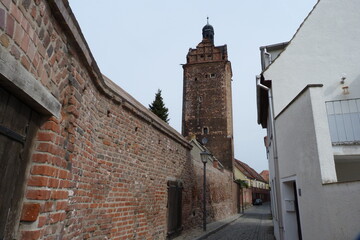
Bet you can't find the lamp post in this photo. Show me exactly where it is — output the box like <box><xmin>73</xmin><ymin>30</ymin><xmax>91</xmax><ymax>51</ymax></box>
<box><xmin>200</xmin><ymin>150</ymin><xmax>210</xmax><ymax>231</ymax></box>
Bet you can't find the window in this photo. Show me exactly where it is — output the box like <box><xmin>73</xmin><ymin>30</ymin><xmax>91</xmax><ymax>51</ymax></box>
<box><xmin>334</xmin><ymin>156</ymin><xmax>360</xmax><ymax>182</ymax></box>
<box><xmin>210</xmin><ymin>73</ymin><xmax>216</xmax><ymax>78</ymax></box>
<box><xmin>326</xmin><ymin>98</ymin><xmax>360</xmax><ymax>144</ymax></box>
<box><xmin>203</xmin><ymin>127</ymin><xmax>209</xmax><ymax>134</ymax></box>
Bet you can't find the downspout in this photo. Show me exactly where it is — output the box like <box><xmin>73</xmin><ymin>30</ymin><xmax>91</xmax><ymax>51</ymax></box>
<box><xmin>256</xmin><ymin>75</ymin><xmax>284</xmax><ymax>240</ymax></box>
<box><xmin>260</xmin><ymin>47</ymin><xmax>272</xmax><ymax>71</ymax></box>
<box><xmin>260</xmin><ymin>47</ymin><xmax>266</xmax><ymax>71</ymax></box>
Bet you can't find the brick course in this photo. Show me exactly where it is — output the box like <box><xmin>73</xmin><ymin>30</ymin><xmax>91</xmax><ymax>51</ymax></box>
<box><xmin>0</xmin><ymin>0</ymin><xmax>236</xmax><ymax>239</ymax></box>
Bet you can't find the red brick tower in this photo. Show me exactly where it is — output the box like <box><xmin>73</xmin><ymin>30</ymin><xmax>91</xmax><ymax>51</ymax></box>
<box><xmin>182</xmin><ymin>20</ymin><xmax>234</xmax><ymax>170</ymax></box>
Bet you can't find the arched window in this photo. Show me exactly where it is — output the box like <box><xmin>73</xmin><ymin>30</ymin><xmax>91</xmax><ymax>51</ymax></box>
<box><xmin>203</xmin><ymin>127</ymin><xmax>209</xmax><ymax>134</ymax></box>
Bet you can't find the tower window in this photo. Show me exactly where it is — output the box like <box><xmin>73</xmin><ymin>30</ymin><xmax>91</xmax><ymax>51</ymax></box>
<box><xmin>200</xmin><ymin>54</ymin><xmax>204</xmax><ymax>58</ymax></box>
<box><xmin>210</xmin><ymin>73</ymin><xmax>216</xmax><ymax>78</ymax></box>
<box><xmin>194</xmin><ymin>77</ymin><xmax>198</xmax><ymax>81</ymax></box>
<box><xmin>198</xmin><ymin>96</ymin><xmax>202</xmax><ymax>102</ymax></box>
<box><xmin>208</xmin><ymin>54</ymin><xmax>212</xmax><ymax>58</ymax></box>
<box><xmin>203</xmin><ymin>127</ymin><xmax>209</xmax><ymax>135</ymax></box>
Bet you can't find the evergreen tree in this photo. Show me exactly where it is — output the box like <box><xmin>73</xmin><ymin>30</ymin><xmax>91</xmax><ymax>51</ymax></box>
<box><xmin>149</xmin><ymin>89</ymin><xmax>169</xmax><ymax>123</ymax></box>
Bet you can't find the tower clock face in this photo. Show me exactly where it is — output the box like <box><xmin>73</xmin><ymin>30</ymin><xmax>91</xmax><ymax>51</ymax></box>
<box><xmin>201</xmin><ymin>137</ymin><xmax>208</xmax><ymax>145</ymax></box>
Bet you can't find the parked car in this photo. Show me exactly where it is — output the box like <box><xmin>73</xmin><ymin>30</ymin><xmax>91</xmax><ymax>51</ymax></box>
<box><xmin>253</xmin><ymin>199</ymin><xmax>263</xmax><ymax>205</ymax></box>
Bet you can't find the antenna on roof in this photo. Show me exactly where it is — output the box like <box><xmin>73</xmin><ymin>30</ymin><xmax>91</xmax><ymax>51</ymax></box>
<box><xmin>207</xmin><ymin>16</ymin><xmax>209</xmax><ymax>24</ymax></box>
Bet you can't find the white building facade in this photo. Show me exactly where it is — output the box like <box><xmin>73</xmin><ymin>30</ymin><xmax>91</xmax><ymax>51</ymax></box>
<box><xmin>257</xmin><ymin>0</ymin><xmax>360</xmax><ymax>239</ymax></box>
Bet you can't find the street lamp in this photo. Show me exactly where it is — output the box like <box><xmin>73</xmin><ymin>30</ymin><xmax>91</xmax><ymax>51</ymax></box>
<box><xmin>200</xmin><ymin>150</ymin><xmax>211</xmax><ymax>231</ymax></box>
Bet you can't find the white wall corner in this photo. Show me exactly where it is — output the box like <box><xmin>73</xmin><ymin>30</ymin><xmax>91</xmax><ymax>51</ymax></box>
<box><xmin>309</xmin><ymin>87</ymin><xmax>337</xmax><ymax>183</ymax></box>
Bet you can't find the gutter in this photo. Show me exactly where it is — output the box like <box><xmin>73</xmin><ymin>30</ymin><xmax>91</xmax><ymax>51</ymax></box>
<box><xmin>256</xmin><ymin>75</ymin><xmax>284</xmax><ymax>240</ymax></box>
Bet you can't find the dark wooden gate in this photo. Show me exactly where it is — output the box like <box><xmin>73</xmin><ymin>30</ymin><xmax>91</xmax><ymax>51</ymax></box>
<box><xmin>0</xmin><ymin>86</ymin><xmax>40</xmax><ymax>239</ymax></box>
<box><xmin>167</xmin><ymin>181</ymin><xmax>183</xmax><ymax>238</ymax></box>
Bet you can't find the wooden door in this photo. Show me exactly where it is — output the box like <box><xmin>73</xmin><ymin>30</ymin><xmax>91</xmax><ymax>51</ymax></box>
<box><xmin>0</xmin><ymin>86</ymin><xmax>40</xmax><ymax>239</ymax></box>
<box><xmin>167</xmin><ymin>181</ymin><xmax>183</xmax><ymax>238</ymax></box>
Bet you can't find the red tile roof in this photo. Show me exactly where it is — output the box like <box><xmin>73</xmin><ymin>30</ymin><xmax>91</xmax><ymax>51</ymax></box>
<box><xmin>260</xmin><ymin>170</ymin><xmax>269</xmax><ymax>183</ymax></box>
<box><xmin>234</xmin><ymin>159</ymin><xmax>266</xmax><ymax>182</ymax></box>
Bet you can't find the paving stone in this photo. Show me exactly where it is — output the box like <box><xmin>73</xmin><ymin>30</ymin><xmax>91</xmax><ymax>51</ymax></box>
<box><xmin>204</xmin><ymin>203</ymin><xmax>275</xmax><ymax>240</ymax></box>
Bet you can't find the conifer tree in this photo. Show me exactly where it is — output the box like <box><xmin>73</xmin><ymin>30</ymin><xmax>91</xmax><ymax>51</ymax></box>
<box><xmin>149</xmin><ymin>89</ymin><xmax>169</xmax><ymax>123</ymax></box>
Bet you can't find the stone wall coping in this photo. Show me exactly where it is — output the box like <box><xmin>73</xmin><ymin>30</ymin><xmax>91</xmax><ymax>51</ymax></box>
<box><xmin>47</xmin><ymin>0</ymin><xmax>191</xmax><ymax>149</ymax></box>
<box><xmin>0</xmin><ymin>44</ymin><xmax>61</xmax><ymax>118</ymax></box>
<box><xmin>103</xmin><ymin>75</ymin><xmax>191</xmax><ymax>148</ymax></box>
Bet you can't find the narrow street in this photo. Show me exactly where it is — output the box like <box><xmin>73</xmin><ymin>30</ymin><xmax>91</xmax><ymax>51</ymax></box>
<box><xmin>204</xmin><ymin>202</ymin><xmax>275</xmax><ymax>240</ymax></box>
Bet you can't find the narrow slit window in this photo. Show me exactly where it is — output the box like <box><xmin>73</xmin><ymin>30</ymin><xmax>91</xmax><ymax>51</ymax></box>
<box><xmin>203</xmin><ymin>127</ymin><xmax>209</xmax><ymax>134</ymax></box>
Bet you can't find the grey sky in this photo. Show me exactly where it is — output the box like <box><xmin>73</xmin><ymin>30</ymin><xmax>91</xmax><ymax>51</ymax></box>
<box><xmin>68</xmin><ymin>0</ymin><xmax>317</xmax><ymax>172</ymax></box>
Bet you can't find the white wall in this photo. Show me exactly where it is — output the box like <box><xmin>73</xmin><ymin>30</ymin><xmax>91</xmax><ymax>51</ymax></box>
<box><xmin>266</xmin><ymin>111</ymin><xmax>283</xmax><ymax>240</ymax></box>
<box><xmin>275</xmin><ymin>87</ymin><xmax>320</xmax><ymax>240</ymax></box>
<box><xmin>274</xmin><ymin>87</ymin><xmax>360</xmax><ymax>239</ymax></box>
<box><xmin>263</xmin><ymin>0</ymin><xmax>360</xmax><ymax>117</ymax></box>
<box><xmin>261</xmin><ymin>1</ymin><xmax>360</xmax><ymax>238</ymax></box>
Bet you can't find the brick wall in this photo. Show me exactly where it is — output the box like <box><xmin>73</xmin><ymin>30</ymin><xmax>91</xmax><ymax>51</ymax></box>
<box><xmin>193</xmin><ymin>160</ymin><xmax>237</xmax><ymax>223</ymax></box>
<box><xmin>186</xmin><ymin>141</ymin><xmax>237</xmax><ymax>228</ymax></box>
<box><xmin>242</xmin><ymin>188</ymin><xmax>253</xmax><ymax>209</ymax></box>
<box><xmin>0</xmin><ymin>1</ymin><xmax>237</xmax><ymax>239</ymax></box>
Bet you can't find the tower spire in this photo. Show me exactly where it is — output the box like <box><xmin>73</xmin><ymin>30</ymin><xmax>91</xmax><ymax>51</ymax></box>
<box><xmin>202</xmin><ymin>17</ymin><xmax>214</xmax><ymax>44</ymax></box>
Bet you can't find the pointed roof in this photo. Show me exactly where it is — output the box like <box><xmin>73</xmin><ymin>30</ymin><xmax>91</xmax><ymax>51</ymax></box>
<box><xmin>261</xmin><ymin>1</ymin><xmax>319</xmax><ymax>73</ymax></box>
<box><xmin>257</xmin><ymin>1</ymin><xmax>320</xmax><ymax>128</ymax></box>
<box><xmin>234</xmin><ymin>159</ymin><xmax>266</xmax><ymax>182</ymax></box>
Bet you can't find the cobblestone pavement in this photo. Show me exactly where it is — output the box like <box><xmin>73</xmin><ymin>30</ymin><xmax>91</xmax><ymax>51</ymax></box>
<box><xmin>204</xmin><ymin>203</ymin><xmax>275</xmax><ymax>240</ymax></box>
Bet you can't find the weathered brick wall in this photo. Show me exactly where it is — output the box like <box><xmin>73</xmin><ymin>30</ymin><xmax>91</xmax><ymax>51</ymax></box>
<box><xmin>242</xmin><ymin>188</ymin><xmax>253</xmax><ymax>209</ymax></box>
<box><xmin>186</xmin><ymin>141</ymin><xmax>237</xmax><ymax>229</ymax></box>
<box><xmin>0</xmin><ymin>0</ymin><xmax>237</xmax><ymax>239</ymax></box>
<box><xmin>192</xmin><ymin>160</ymin><xmax>237</xmax><ymax>223</ymax></box>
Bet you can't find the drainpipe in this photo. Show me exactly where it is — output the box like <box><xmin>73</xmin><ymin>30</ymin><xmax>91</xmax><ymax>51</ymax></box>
<box><xmin>256</xmin><ymin>75</ymin><xmax>284</xmax><ymax>240</ymax></box>
<box><xmin>260</xmin><ymin>47</ymin><xmax>272</xmax><ymax>71</ymax></box>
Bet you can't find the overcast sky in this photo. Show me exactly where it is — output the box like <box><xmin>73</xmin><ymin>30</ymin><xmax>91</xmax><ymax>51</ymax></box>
<box><xmin>68</xmin><ymin>0</ymin><xmax>317</xmax><ymax>172</ymax></box>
